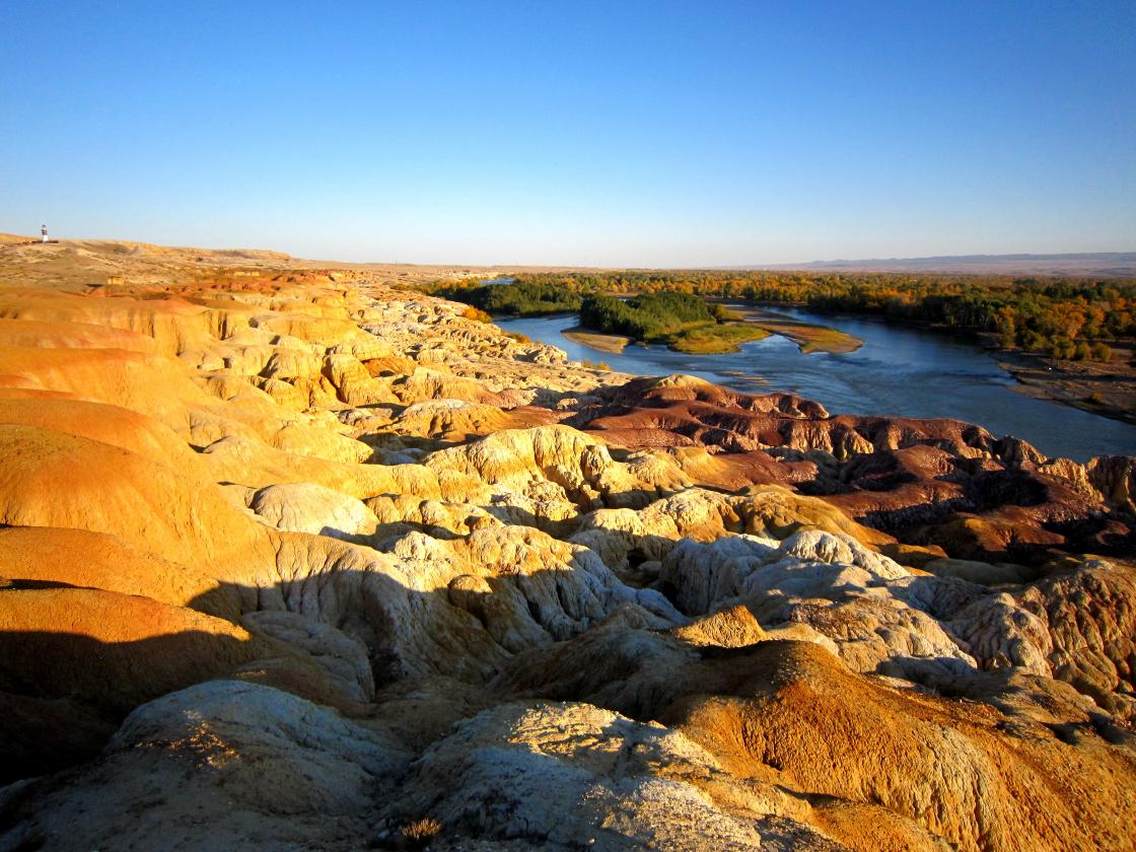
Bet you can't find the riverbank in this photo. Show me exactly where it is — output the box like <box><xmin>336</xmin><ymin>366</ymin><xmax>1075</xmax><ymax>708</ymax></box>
<box><xmin>562</xmin><ymin>325</ymin><xmax>630</xmax><ymax>353</ymax></box>
<box><xmin>747</xmin><ymin>302</ymin><xmax>1136</xmax><ymax>425</ymax></box>
<box><xmin>998</xmin><ymin>344</ymin><xmax>1136</xmax><ymax>426</ymax></box>
<box><xmin>794</xmin><ymin>302</ymin><xmax>1136</xmax><ymax>426</ymax></box>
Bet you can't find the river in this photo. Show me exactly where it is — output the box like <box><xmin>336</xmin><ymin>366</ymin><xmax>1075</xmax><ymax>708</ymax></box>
<box><xmin>497</xmin><ymin>308</ymin><xmax>1136</xmax><ymax>461</ymax></box>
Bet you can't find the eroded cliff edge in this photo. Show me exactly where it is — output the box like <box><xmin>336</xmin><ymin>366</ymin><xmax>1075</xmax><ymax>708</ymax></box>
<box><xmin>0</xmin><ymin>252</ymin><xmax>1134</xmax><ymax>851</ymax></box>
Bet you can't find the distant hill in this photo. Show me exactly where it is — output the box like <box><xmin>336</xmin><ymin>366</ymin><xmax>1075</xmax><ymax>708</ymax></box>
<box><xmin>771</xmin><ymin>252</ymin><xmax>1136</xmax><ymax>278</ymax></box>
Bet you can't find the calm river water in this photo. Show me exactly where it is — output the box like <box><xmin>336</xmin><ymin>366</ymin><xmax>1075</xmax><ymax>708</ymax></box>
<box><xmin>497</xmin><ymin>308</ymin><xmax>1136</xmax><ymax>462</ymax></box>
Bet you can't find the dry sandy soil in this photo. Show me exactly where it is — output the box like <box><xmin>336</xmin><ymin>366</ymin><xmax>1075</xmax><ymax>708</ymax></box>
<box><xmin>0</xmin><ymin>232</ymin><xmax>523</xmax><ymax>293</ymax></box>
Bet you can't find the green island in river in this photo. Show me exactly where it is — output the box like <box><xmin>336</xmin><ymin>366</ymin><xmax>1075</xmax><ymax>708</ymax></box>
<box><xmin>577</xmin><ymin>291</ymin><xmax>861</xmax><ymax>355</ymax></box>
<box><xmin>721</xmin><ymin>303</ymin><xmax>864</xmax><ymax>354</ymax></box>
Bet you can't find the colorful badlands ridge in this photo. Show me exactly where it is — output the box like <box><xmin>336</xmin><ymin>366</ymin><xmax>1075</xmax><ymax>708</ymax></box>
<box><xmin>0</xmin><ymin>240</ymin><xmax>1134</xmax><ymax>850</ymax></box>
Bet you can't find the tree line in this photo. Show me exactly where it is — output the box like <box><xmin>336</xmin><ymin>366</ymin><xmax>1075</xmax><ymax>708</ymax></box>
<box><xmin>430</xmin><ymin>280</ymin><xmax>582</xmax><ymax>315</ymax></box>
<box><xmin>425</xmin><ymin>270</ymin><xmax>1136</xmax><ymax>363</ymax></box>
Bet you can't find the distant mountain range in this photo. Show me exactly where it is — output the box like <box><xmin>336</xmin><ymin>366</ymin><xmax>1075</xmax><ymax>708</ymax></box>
<box><xmin>769</xmin><ymin>252</ymin><xmax>1136</xmax><ymax>277</ymax></box>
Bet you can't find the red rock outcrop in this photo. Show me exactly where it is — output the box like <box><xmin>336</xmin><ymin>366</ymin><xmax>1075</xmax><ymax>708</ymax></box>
<box><xmin>571</xmin><ymin>374</ymin><xmax>1136</xmax><ymax>563</ymax></box>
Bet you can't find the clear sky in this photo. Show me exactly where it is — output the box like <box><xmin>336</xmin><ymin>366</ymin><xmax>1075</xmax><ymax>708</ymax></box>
<box><xmin>1</xmin><ymin>1</ymin><xmax>1133</xmax><ymax>265</ymax></box>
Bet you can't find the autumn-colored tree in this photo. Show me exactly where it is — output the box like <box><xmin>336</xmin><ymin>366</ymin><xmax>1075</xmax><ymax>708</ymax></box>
<box><xmin>996</xmin><ymin>306</ymin><xmax>1017</xmax><ymax>349</ymax></box>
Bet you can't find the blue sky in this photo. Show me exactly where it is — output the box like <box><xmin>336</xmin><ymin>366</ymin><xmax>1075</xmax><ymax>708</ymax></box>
<box><xmin>2</xmin><ymin>1</ymin><xmax>1133</xmax><ymax>265</ymax></box>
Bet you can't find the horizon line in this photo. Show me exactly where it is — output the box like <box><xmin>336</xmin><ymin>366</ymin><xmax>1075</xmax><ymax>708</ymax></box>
<box><xmin>4</xmin><ymin>231</ymin><xmax>1135</xmax><ymax>273</ymax></box>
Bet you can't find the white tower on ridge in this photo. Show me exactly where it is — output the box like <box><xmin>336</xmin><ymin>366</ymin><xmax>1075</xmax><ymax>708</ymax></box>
<box><xmin>41</xmin><ymin>225</ymin><xmax>48</xmax><ymax>243</ymax></box>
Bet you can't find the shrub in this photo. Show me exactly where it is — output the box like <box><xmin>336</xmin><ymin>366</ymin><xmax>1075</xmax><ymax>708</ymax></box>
<box><xmin>400</xmin><ymin>817</ymin><xmax>442</xmax><ymax>848</ymax></box>
<box><xmin>1021</xmin><ymin>330</ymin><xmax>1047</xmax><ymax>352</ymax></box>
<box><xmin>1048</xmin><ymin>337</ymin><xmax>1075</xmax><ymax>360</ymax></box>
<box><xmin>460</xmin><ymin>305</ymin><xmax>492</xmax><ymax>323</ymax></box>
<box><xmin>711</xmin><ymin>303</ymin><xmax>744</xmax><ymax>321</ymax></box>
<box><xmin>1091</xmin><ymin>341</ymin><xmax>1112</xmax><ymax>362</ymax></box>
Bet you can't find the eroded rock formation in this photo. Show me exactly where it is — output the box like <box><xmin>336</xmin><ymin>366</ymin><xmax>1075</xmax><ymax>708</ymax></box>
<box><xmin>0</xmin><ymin>244</ymin><xmax>1133</xmax><ymax>850</ymax></box>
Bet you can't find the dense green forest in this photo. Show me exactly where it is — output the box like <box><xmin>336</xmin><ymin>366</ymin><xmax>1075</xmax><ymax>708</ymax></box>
<box><xmin>428</xmin><ymin>270</ymin><xmax>1136</xmax><ymax>363</ymax></box>
<box><xmin>431</xmin><ymin>280</ymin><xmax>582</xmax><ymax>315</ymax></box>
<box><xmin>579</xmin><ymin>292</ymin><xmax>713</xmax><ymax>338</ymax></box>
